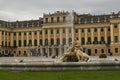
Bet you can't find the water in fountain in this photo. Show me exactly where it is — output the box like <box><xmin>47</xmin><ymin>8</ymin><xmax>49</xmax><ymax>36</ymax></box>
<box><xmin>68</xmin><ymin>10</ymin><xmax>74</xmax><ymax>48</ymax></box>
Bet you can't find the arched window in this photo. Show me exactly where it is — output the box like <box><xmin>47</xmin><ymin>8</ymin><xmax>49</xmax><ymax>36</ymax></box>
<box><xmin>51</xmin><ymin>38</ymin><xmax>54</xmax><ymax>45</ymax></box>
<box><xmin>56</xmin><ymin>38</ymin><xmax>60</xmax><ymax>45</ymax></box>
<box><xmin>62</xmin><ymin>38</ymin><xmax>66</xmax><ymax>45</ymax></box>
<box><xmin>45</xmin><ymin>39</ymin><xmax>48</xmax><ymax>45</ymax></box>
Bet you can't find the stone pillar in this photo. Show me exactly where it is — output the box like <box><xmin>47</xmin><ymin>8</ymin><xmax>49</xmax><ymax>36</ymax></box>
<box><xmin>21</xmin><ymin>32</ymin><xmax>24</xmax><ymax>46</ymax></box>
<box><xmin>48</xmin><ymin>29</ymin><xmax>50</xmax><ymax>45</ymax></box>
<box><xmin>26</xmin><ymin>32</ymin><xmax>29</xmax><ymax>46</ymax></box>
<box><xmin>16</xmin><ymin>32</ymin><xmax>18</xmax><ymax>46</ymax></box>
<box><xmin>85</xmin><ymin>29</ymin><xmax>87</xmax><ymax>45</ymax></box>
<box><xmin>98</xmin><ymin>28</ymin><xmax>100</xmax><ymax>42</ymax></box>
<box><xmin>32</xmin><ymin>31</ymin><xmax>34</xmax><ymax>46</ymax></box>
<box><xmin>72</xmin><ymin>27</ymin><xmax>74</xmax><ymax>46</ymax></box>
<box><xmin>10</xmin><ymin>33</ymin><xmax>13</xmax><ymax>46</ymax></box>
<box><xmin>42</xmin><ymin>30</ymin><xmax>45</xmax><ymax>45</ymax></box>
<box><xmin>66</xmin><ymin>28</ymin><xmax>68</xmax><ymax>46</ymax></box>
<box><xmin>47</xmin><ymin>48</ymin><xmax>49</xmax><ymax>57</ymax></box>
<box><xmin>54</xmin><ymin>29</ymin><xmax>56</xmax><ymax>45</ymax></box>
<box><xmin>105</xmin><ymin>27</ymin><xmax>107</xmax><ymax>43</ymax></box>
<box><xmin>37</xmin><ymin>31</ymin><xmax>39</xmax><ymax>46</ymax></box>
<box><xmin>52</xmin><ymin>47</ymin><xmax>55</xmax><ymax>56</ymax></box>
<box><xmin>78</xmin><ymin>29</ymin><xmax>81</xmax><ymax>45</ymax></box>
<box><xmin>60</xmin><ymin>29</ymin><xmax>62</xmax><ymax>45</ymax></box>
<box><xmin>3</xmin><ymin>32</ymin><xmax>5</xmax><ymax>46</ymax></box>
<box><xmin>40</xmin><ymin>47</ymin><xmax>43</xmax><ymax>56</ymax></box>
<box><xmin>91</xmin><ymin>28</ymin><xmax>94</xmax><ymax>43</ymax></box>
<box><xmin>110</xmin><ymin>24</ymin><xmax>114</xmax><ymax>44</ymax></box>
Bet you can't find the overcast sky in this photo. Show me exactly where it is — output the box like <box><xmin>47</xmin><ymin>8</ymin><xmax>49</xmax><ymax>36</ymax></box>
<box><xmin>0</xmin><ymin>0</ymin><xmax>120</xmax><ymax>21</ymax></box>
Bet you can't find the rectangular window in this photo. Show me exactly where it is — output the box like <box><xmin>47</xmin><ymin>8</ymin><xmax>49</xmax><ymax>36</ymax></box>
<box><xmin>19</xmin><ymin>32</ymin><xmax>21</xmax><ymax>36</ymax></box>
<box><xmin>29</xmin><ymin>32</ymin><xmax>31</xmax><ymax>35</ymax></box>
<box><xmin>40</xmin><ymin>31</ymin><xmax>42</xmax><ymax>35</ymax></box>
<box><xmin>51</xmin><ymin>29</ymin><xmax>53</xmax><ymax>34</ymax></box>
<box><xmin>57</xmin><ymin>29</ymin><xmax>59</xmax><ymax>34</ymax></box>
<box><xmin>69</xmin><ymin>29</ymin><xmax>71</xmax><ymax>33</ymax></box>
<box><xmin>14</xmin><ymin>32</ymin><xmax>16</xmax><ymax>36</ymax></box>
<box><xmin>114</xmin><ymin>23</ymin><xmax>118</xmax><ymax>28</ymax></box>
<box><xmin>45</xmin><ymin>18</ymin><xmax>48</xmax><ymax>23</ymax></box>
<box><xmin>114</xmin><ymin>36</ymin><xmax>118</xmax><ymax>43</ymax></box>
<box><xmin>45</xmin><ymin>30</ymin><xmax>48</xmax><ymax>34</ymax></box>
<box><xmin>34</xmin><ymin>31</ymin><xmax>37</xmax><ymax>35</ymax></box>
<box><xmin>81</xmin><ymin>29</ymin><xmax>84</xmax><ymax>32</ymax></box>
<box><xmin>18</xmin><ymin>40</ymin><xmax>21</xmax><ymax>47</ymax></box>
<box><xmin>101</xmin><ymin>49</ymin><xmax>104</xmax><ymax>53</ymax></box>
<box><xmin>75</xmin><ymin>29</ymin><xmax>78</xmax><ymax>33</ymax></box>
<box><xmin>87</xmin><ymin>37</ymin><xmax>91</xmax><ymax>44</ymax></box>
<box><xmin>88</xmin><ymin>28</ymin><xmax>91</xmax><ymax>32</ymax></box>
<box><xmin>115</xmin><ymin>48</ymin><xmax>118</xmax><ymax>53</ymax></box>
<box><xmin>94</xmin><ymin>28</ymin><xmax>97</xmax><ymax>32</ymax></box>
<box><xmin>51</xmin><ymin>17</ymin><xmax>54</xmax><ymax>23</ymax></box>
<box><xmin>107</xmin><ymin>36</ymin><xmax>111</xmax><ymax>44</ymax></box>
<box><xmin>108</xmin><ymin>27</ymin><xmax>110</xmax><ymax>31</ymax></box>
<box><xmin>81</xmin><ymin>37</ymin><xmax>85</xmax><ymax>45</ymax></box>
<box><xmin>57</xmin><ymin>17</ymin><xmax>60</xmax><ymax>22</ymax></box>
<box><xmin>63</xmin><ymin>16</ymin><xmax>66</xmax><ymax>22</ymax></box>
<box><xmin>63</xmin><ymin>29</ymin><xmax>65</xmax><ymax>33</ymax></box>
<box><xmin>95</xmin><ymin>49</ymin><xmax>97</xmax><ymax>54</ymax></box>
<box><xmin>24</xmin><ymin>32</ymin><xmax>26</xmax><ymax>36</ymax></box>
<box><xmin>101</xmin><ymin>28</ymin><xmax>104</xmax><ymax>32</ymax></box>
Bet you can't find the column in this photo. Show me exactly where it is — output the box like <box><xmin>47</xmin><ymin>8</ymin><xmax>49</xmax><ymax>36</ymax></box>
<box><xmin>26</xmin><ymin>32</ymin><xmax>29</xmax><ymax>46</ymax></box>
<box><xmin>16</xmin><ymin>32</ymin><xmax>18</xmax><ymax>46</ymax></box>
<box><xmin>21</xmin><ymin>32</ymin><xmax>24</xmax><ymax>46</ymax></box>
<box><xmin>48</xmin><ymin>29</ymin><xmax>50</xmax><ymax>45</ymax></box>
<box><xmin>72</xmin><ymin>27</ymin><xmax>74</xmax><ymax>46</ymax></box>
<box><xmin>40</xmin><ymin>47</ymin><xmax>43</xmax><ymax>56</ymax></box>
<box><xmin>32</xmin><ymin>31</ymin><xmax>34</xmax><ymax>46</ymax></box>
<box><xmin>78</xmin><ymin>29</ymin><xmax>81</xmax><ymax>45</ymax></box>
<box><xmin>10</xmin><ymin>33</ymin><xmax>13</xmax><ymax>46</ymax></box>
<box><xmin>60</xmin><ymin>29</ymin><xmax>62</xmax><ymax>45</ymax></box>
<box><xmin>42</xmin><ymin>30</ymin><xmax>45</xmax><ymax>45</ymax></box>
<box><xmin>3</xmin><ymin>32</ymin><xmax>5</xmax><ymax>46</ymax></box>
<box><xmin>104</xmin><ymin>27</ymin><xmax>107</xmax><ymax>43</ymax></box>
<box><xmin>54</xmin><ymin>29</ymin><xmax>56</xmax><ymax>45</ymax></box>
<box><xmin>66</xmin><ymin>28</ymin><xmax>68</xmax><ymax>46</ymax></box>
<box><xmin>91</xmin><ymin>28</ymin><xmax>94</xmax><ymax>43</ymax></box>
<box><xmin>85</xmin><ymin>29</ymin><xmax>87</xmax><ymax>45</ymax></box>
<box><xmin>110</xmin><ymin>24</ymin><xmax>114</xmax><ymax>44</ymax></box>
<box><xmin>47</xmin><ymin>48</ymin><xmax>49</xmax><ymax>57</ymax></box>
<box><xmin>37</xmin><ymin>31</ymin><xmax>39</xmax><ymax>46</ymax></box>
<box><xmin>98</xmin><ymin>28</ymin><xmax>100</xmax><ymax>42</ymax></box>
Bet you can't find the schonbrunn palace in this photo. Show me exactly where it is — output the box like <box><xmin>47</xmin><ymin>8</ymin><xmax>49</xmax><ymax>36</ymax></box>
<box><xmin>0</xmin><ymin>11</ymin><xmax>120</xmax><ymax>57</ymax></box>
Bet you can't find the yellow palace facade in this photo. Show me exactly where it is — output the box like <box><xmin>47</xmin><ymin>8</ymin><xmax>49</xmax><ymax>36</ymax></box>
<box><xmin>0</xmin><ymin>11</ymin><xmax>120</xmax><ymax>57</ymax></box>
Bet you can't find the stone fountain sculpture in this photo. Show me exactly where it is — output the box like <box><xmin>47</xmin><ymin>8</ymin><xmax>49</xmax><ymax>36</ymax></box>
<box><xmin>61</xmin><ymin>39</ymin><xmax>89</xmax><ymax>62</ymax></box>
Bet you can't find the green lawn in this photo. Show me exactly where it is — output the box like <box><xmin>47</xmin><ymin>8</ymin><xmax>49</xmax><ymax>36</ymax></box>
<box><xmin>0</xmin><ymin>70</ymin><xmax>120</xmax><ymax>80</ymax></box>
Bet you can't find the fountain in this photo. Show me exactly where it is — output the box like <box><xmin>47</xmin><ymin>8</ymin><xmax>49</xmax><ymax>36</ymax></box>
<box><xmin>61</xmin><ymin>38</ymin><xmax>89</xmax><ymax>62</ymax></box>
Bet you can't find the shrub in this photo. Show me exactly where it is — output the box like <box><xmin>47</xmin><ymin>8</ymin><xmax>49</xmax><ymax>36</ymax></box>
<box><xmin>99</xmin><ymin>53</ymin><xmax>107</xmax><ymax>58</ymax></box>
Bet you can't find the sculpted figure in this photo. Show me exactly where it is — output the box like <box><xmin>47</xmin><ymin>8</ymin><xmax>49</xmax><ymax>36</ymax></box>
<box><xmin>61</xmin><ymin>38</ymin><xmax>90</xmax><ymax>62</ymax></box>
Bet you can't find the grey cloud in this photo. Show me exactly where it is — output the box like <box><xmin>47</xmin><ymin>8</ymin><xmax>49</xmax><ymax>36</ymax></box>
<box><xmin>0</xmin><ymin>0</ymin><xmax>120</xmax><ymax>21</ymax></box>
